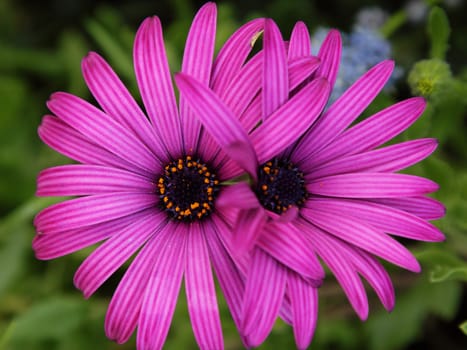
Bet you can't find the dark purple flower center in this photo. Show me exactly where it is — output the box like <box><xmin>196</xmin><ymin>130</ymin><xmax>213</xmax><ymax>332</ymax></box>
<box><xmin>157</xmin><ymin>156</ymin><xmax>220</xmax><ymax>222</ymax></box>
<box><xmin>255</xmin><ymin>158</ymin><xmax>308</xmax><ymax>214</ymax></box>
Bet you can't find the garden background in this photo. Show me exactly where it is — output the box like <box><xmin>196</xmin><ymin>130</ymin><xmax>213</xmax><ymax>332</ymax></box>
<box><xmin>0</xmin><ymin>0</ymin><xmax>466</xmax><ymax>349</ymax></box>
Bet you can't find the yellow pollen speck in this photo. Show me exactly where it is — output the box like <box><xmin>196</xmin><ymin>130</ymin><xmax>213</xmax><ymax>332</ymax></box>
<box><xmin>177</xmin><ymin>163</ymin><xmax>183</xmax><ymax>170</ymax></box>
<box><xmin>207</xmin><ymin>187</ymin><xmax>213</xmax><ymax>195</ymax></box>
<box><xmin>171</xmin><ymin>167</ymin><xmax>177</xmax><ymax>172</ymax></box>
<box><xmin>158</xmin><ymin>178</ymin><xmax>164</xmax><ymax>183</ymax></box>
<box><xmin>205</xmin><ymin>172</ymin><xmax>210</xmax><ymax>177</ymax></box>
<box><xmin>263</xmin><ymin>166</ymin><xmax>271</xmax><ymax>174</ymax></box>
<box><xmin>159</xmin><ymin>187</ymin><xmax>165</xmax><ymax>195</ymax></box>
<box><xmin>261</xmin><ymin>184</ymin><xmax>268</xmax><ymax>191</ymax></box>
<box><xmin>214</xmin><ymin>180</ymin><xmax>219</xmax><ymax>185</ymax></box>
<box><xmin>186</xmin><ymin>156</ymin><xmax>192</xmax><ymax>161</ymax></box>
<box><xmin>175</xmin><ymin>206</ymin><xmax>180</xmax><ymax>212</ymax></box>
<box><xmin>204</xmin><ymin>178</ymin><xmax>210</xmax><ymax>184</ymax></box>
<box><xmin>167</xmin><ymin>202</ymin><xmax>173</xmax><ymax>209</ymax></box>
<box><xmin>163</xmin><ymin>196</ymin><xmax>169</xmax><ymax>203</ymax></box>
<box><xmin>190</xmin><ymin>202</ymin><xmax>200</xmax><ymax>210</ymax></box>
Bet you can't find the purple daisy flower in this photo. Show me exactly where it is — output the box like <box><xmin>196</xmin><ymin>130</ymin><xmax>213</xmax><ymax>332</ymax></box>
<box><xmin>176</xmin><ymin>19</ymin><xmax>446</xmax><ymax>349</ymax></box>
<box><xmin>33</xmin><ymin>3</ymin><xmax>266</xmax><ymax>349</ymax></box>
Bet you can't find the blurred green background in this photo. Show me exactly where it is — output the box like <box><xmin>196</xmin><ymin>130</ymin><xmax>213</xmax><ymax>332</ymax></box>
<box><xmin>0</xmin><ymin>0</ymin><xmax>466</xmax><ymax>349</ymax></box>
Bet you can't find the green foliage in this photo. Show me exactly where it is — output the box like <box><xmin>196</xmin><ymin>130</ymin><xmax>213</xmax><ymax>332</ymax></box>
<box><xmin>428</xmin><ymin>7</ymin><xmax>451</xmax><ymax>60</ymax></box>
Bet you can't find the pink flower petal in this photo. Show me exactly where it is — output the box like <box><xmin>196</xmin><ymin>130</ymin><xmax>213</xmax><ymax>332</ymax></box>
<box><xmin>133</xmin><ymin>17</ymin><xmax>182</xmax><ymax>158</ymax></box>
<box><xmin>73</xmin><ymin>211</ymin><xmax>164</xmax><ymax>298</ymax></box>
<box><xmin>206</xmin><ymin>214</ymin><xmax>246</xmax><ymax>332</ymax></box>
<box><xmin>257</xmin><ymin>221</ymin><xmax>324</xmax><ymax>280</ymax></box>
<box><xmin>288</xmin><ymin>56</ymin><xmax>321</xmax><ymax>90</ymax></box>
<box><xmin>242</xmin><ymin>248</ymin><xmax>287</xmax><ymax>347</ymax></box>
<box><xmin>175</xmin><ymin>73</ymin><xmax>258</xmax><ymax>179</ymax></box>
<box><xmin>47</xmin><ymin>92</ymin><xmax>160</xmax><ymax>173</ymax></box>
<box><xmin>137</xmin><ymin>225</ymin><xmax>186</xmax><ymax>350</ymax></box>
<box><xmin>211</xmin><ymin>18</ymin><xmax>265</xmax><ymax>95</ymax></box>
<box><xmin>232</xmin><ymin>208</ymin><xmax>267</xmax><ymax>254</ymax></box>
<box><xmin>288</xmin><ymin>21</ymin><xmax>311</xmax><ymax>59</ymax></box>
<box><xmin>250</xmin><ymin>77</ymin><xmax>330</xmax><ymax>164</ymax></box>
<box><xmin>314</xmin><ymin>29</ymin><xmax>342</xmax><ymax>89</ymax></box>
<box><xmin>350</xmin><ymin>248</ymin><xmax>395</xmax><ymax>311</ymax></box>
<box><xmin>294</xmin><ymin>60</ymin><xmax>395</xmax><ymax>162</ymax></box>
<box><xmin>369</xmin><ymin>196</ymin><xmax>446</xmax><ymax>220</ymax></box>
<box><xmin>288</xmin><ymin>271</ymin><xmax>318</xmax><ymax>350</ymax></box>
<box><xmin>307</xmin><ymin>173</ymin><xmax>439</xmax><ymax>198</ymax></box>
<box><xmin>303</xmin><ymin>97</ymin><xmax>426</xmax><ymax>169</ymax></box>
<box><xmin>82</xmin><ymin>52</ymin><xmax>167</xmax><ymax>160</ymax></box>
<box><xmin>38</xmin><ymin>116</ymin><xmax>145</xmax><ymax>175</ymax></box>
<box><xmin>303</xmin><ymin>223</ymin><xmax>369</xmax><ymax>320</ymax></box>
<box><xmin>179</xmin><ymin>2</ymin><xmax>217</xmax><ymax>152</ymax></box>
<box><xmin>34</xmin><ymin>193</ymin><xmax>157</xmax><ymax>234</ymax></box>
<box><xmin>302</xmin><ymin>207</ymin><xmax>421</xmax><ymax>272</ymax></box>
<box><xmin>105</xmin><ymin>222</ymin><xmax>176</xmax><ymax>344</ymax></box>
<box><xmin>32</xmin><ymin>211</ymin><xmax>147</xmax><ymax>260</ymax></box>
<box><xmin>307</xmin><ymin>138</ymin><xmax>438</xmax><ymax>179</ymax></box>
<box><xmin>306</xmin><ymin>198</ymin><xmax>445</xmax><ymax>242</ymax></box>
<box><xmin>185</xmin><ymin>222</ymin><xmax>223</xmax><ymax>350</ymax></box>
<box><xmin>263</xmin><ymin>19</ymin><xmax>289</xmax><ymax>119</ymax></box>
<box><xmin>216</xmin><ymin>182</ymin><xmax>260</xmax><ymax>209</ymax></box>
<box><xmin>37</xmin><ymin>164</ymin><xmax>154</xmax><ymax>197</ymax></box>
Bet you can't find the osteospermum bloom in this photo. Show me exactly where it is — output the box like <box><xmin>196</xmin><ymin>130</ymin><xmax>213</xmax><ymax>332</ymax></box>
<box><xmin>176</xmin><ymin>18</ymin><xmax>445</xmax><ymax>349</ymax></box>
<box><xmin>33</xmin><ymin>4</ymin><xmax>266</xmax><ymax>349</ymax></box>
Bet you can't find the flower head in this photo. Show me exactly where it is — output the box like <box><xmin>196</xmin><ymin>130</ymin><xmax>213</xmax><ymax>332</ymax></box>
<box><xmin>33</xmin><ymin>3</ymin><xmax>265</xmax><ymax>349</ymax></box>
<box><xmin>177</xmin><ymin>18</ymin><xmax>445</xmax><ymax>349</ymax></box>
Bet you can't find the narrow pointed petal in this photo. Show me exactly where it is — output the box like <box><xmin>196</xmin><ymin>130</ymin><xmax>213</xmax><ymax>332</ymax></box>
<box><xmin>250</xmin><ymin>78</ymin><xmax>330</xmax><ymax>164</ymax></box>
<box><xmin>288</xmin><ymin>272</ymin><xmax>318</xmax><ymax>350</ymax></box>
<box><xmin>288</xmin><ymin>57</ymin><xmax>321</xmax><ymax>89</ymax></box>
<box><xmin>369</xmin><ymin>196</ymin><xmax>446</xmax><ymax>220</ymax></box>
<box><xmin>294</xmin><ymin>60</ymin><xmax>395</xmax><ymax>162</ymax></box>
<box><xmin>302</xmin><ymin>208</ymin><xmax>421</xmax><ymax>272</ymax></box>
<box><xmin>307</xmin><ymin>173</ymin><xmax>439</xmax><ymax>198</ymax></box>
<box><xmin>179</xmin><ymin>2</ymin><xmax>217</xmax><ymax>151</ymax></box>
<box><xmin>233</xmin><ymin>208</ymin><xmax>267</xmax><ymax>254</ymax></box>
<box><xmin>220</xmin><ymin>51</ymin><xmax>263</xmax><ymax>119</ymax></box>
<box><xmin>206</xmin><ymin>214</ymin><xmax>246</xmax><ymax>331</ymax></box>
<box><xmin>308</xmin><ymin>138</ymin><xmax>438</xmax><ymax>179</ymax></box>
<box><xmin>82</xmin><ymin>52</ymin><xmax>167</xmax><ymax>159</ymax></box>
<box><xmin>34</xmin><ymin>193</ymin><xmax>157</xmax><ymax>234</ymax></box>
<box><xmin>223</xmin><ymin>55</ymin><xmax>320</xmax><ymax>137</ymax></box>
<box><xmin>175</xmin><ymin>73</ymin><xmax>258</xmax><ymax>178</ymax></box>
<box><xmin>186</xmin><ymin>223</ymin><xmax>223</xmax><ymax>350</ymax></box>
<box><xmin>242</xmin><ymin>249</ymin><xmax>287</xmax><ymax>347</ymax></box>
<box><xmin>47</xmin><ymin>92</ymin><xmax>160</xmax><ymax>173</ymax></box>
<box><xmin>105</xmin><ymin>223</ymin><xmax>175</xmax><ymax>344</ymax></box>
<box><xmin>216</xmin><ymin>182</ymin><xmax>260</xmax><ymax>209</ymax></box>
<box><xmin>303</xmin><ymin>223</ymin><xmax>369</xmax><ymax>320</ymax></box>
<box><xmin>73</xmin><ymin>211</ymin><xmax>164</xmax><ymax>298</ymax></box>
<box><xmin>306</xmin><ymin>198</ymin><xmax>445</xmax><ymax>242</ymax></box>
<box><xmin>134</xmin><ymin>17</ymin><xmax>182</xmax><ymax>157</ymax></box>
<box><xmin>37</xmin><ymin>164</ymin><xmax>154</xmax><ymax>197</ymax></box>
<box><xmin>288</xmin><ymin>21</ymin><xmax>311</xmax><ymax>59</ymax></box>
<box><xmin>304</xmin><ymin>97</ymin><xmax>426</xmax><ymax>169</ymax></box>
<box><xmin>137</xmin><ymin>226</ymin><xmax>186</xmax><ymax>350</ymax></box>
<box><xmin>258</xmin><ymin>222</ymin><xmax>324</xmax><ymax>280</ymax></box>
<box><xmin>263</xmin><ymin>19</ymin><xmax>289</xmax><ymax>119</ymax></box>
<box><xmin>38</xmin><ymin>116</ymin><xmax>145</xmax><ymax>175</ymax></box>
<box><xmin>315</xmin><ymin>29</ymin><xmax>342</xmax><ymax>89</ymax></box>
<box><xmin>33</xmin><ymin>212</ymin><xmax>145</xmax><ymax>260</ymax></box>
<box><xmin>351</xmin><ymin>248</ymin><xmax>395</xmax><ymax>311</ymax></box>
<box><xmin>212</xmin><ymin>18</ymin><xmax>265</xmax><ymax>94</ymax></box>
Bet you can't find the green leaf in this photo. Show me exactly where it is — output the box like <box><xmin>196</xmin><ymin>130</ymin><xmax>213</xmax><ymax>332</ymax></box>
<box><xmin>416</xmin><ymin>249</ymin><xmax>467</xmax><ymax>283</ymax></box>
<box><xmin>427</xmin><ymin>7</ymin><xmax>450</xmax><ymax>60</ymax></box>
<box><xmin>365</xmin><ymin>278</ymin><xmax>461</xmax><ymax>350</ymax></box>
<box><xmin>460</xmin><ymin>320</ymin><xmax>467</xmax><ymax>335</ymax></box>
<box><xmin>8</xmin><ymin>297</ymin><xmax>88</xmax><ymax>343</ymax></box>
